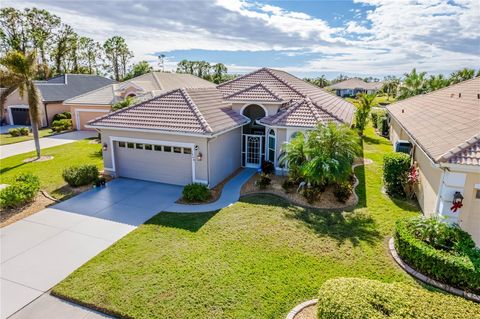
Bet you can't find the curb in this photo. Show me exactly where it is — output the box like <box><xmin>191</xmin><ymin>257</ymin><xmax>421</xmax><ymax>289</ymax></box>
<box><xmin>285</xmin><ymin>299</ymin><xmax>318</xmax><ymax>319</ymax></box>
<box><xmin>388</xmin><ymin>237</ymin><xmax>480</xmax><ymax>303</ymax></box>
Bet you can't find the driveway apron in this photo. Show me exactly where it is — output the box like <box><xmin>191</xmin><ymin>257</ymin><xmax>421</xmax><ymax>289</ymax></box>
<box><xmin>0</xmin><ymin>179</ymin><xmax>182</xmax><ymax>319</ymax></box>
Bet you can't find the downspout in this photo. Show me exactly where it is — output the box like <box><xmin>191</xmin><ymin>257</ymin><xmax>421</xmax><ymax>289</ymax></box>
<box><xmin>206</xmin><ymin>137</ymin><xmax>211</xmax><ymax>188</ymax></box>
<box><xmin>44</xmin><ymin>102</ymin><xmax>49</xmax><ymax>127</ymax></box>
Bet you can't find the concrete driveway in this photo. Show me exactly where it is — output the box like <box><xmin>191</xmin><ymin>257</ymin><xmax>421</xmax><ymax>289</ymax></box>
<box><xmin>0</xmin><ymin>179</ymin><xmax>182</xmax><ymax>319</ymax></box>
<box><xmin>0</xmin><ymin>131</ymin><xmax>97</xmax><ymax>159</ymax></box>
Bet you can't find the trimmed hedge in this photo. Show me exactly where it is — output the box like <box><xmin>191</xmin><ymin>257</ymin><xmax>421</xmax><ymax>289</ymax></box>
<box><xmin>52</xmin><ymin>111</ymin><xmax>71</xmax><ymax>122</ymax></box>
<box><xmin>383</xmin><ymin>152</ymin><xmax>410</xmax><ymax>198</ymax></box>
<box><xmin>317</xmin><ymin>278</ymin><xmax>480</xmax><ymax>319</ymax></box>
<box><xmin>182</xmin><ymin>183</ymin><xmax>211</xmax><ymax>202</ymax></box>
<box><xmin>8</xmin><ymin>127</ymin><xmax>29</xmax><ymax>137</ymax></box>
<box><xmin>394</xmin><ymin>218</ymin><xmax>480</xmax><ymax>294</ymax></box>
<box><xmin>370</xmin><ymin>110</ymin><xmax>386</xmax><ymax>129</ymax></box>
<box><xmin>62</xmin><ymin>164</ymin><xmax>99</xmax><ymax>187</ymax></box>
<box><xmin>51</xmin><ymin>119</ymin><xmax>72</xmax><ymax>133</ymax></box>
<box><xmin>0</xmin><ymin>173</ymin><xmax>40</xmax><ymax>208</ymax></box>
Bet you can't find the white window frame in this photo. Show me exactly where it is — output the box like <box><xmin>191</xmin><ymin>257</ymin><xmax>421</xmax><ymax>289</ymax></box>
<box><xmin>267</xmin><ymin>128</ymin><xmax>276</xmax><ymax>164</ymax></box>
<box><xmin>7</xmin><ymin>105</ymin><xmax>29</xmax><ymax>125</ymax></box>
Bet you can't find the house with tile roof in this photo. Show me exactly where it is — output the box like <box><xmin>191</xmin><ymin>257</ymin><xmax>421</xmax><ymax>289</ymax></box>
<box><xmin>327</xmin><ymin>78</ymin><xmax>383</xmax><ymax>97</ymax></box>
<box><xmin>2</xmin><ymin>74</ymin><xmax>115</xmax><ymax>127</ymax></box>
<box><xmin>87</xmin><ymin>67</ymin><xmax>355</xmax><ymax>188</ymax></box>
<box><xmin>64</xmin><ymin>72</ymin><xmax>216</xmax><ymax>130</ymax></box>
<box><xmin>387</xmin><ymin>77</ymin><xmax>480</xmax><ymax>246</ymax></box>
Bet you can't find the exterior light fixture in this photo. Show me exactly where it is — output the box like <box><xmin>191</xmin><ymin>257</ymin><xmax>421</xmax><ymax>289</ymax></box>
<box><xmin>197</xmin><ymin>152</ymin><xmax>203</xmax><ymax>161</ymax></box>
<box><xmin>102</xmin><ymin>143</ymin><xmax>108</xmax><ymax>152</ymax></box>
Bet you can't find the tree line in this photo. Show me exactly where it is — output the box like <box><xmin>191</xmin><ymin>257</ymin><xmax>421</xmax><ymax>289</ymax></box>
<box><xmin>304</xmin><ymin>67</ymin><xmax>479</xmax><ymax>100</ymax></box>
<box><xmin>176</xmin><ymin>60</ymin><xmax>236</xmax><ymax>84</ymax></box>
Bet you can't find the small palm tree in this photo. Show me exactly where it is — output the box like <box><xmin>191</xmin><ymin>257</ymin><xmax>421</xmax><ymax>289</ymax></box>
<box><xmin>354</xmin><ymin>93</ymin><xmax>377</xmax><ymax>136</ymax></box>
<box><xmin>398</xmin><ymin>68</ymin><xmax>427</xmax><ymax>100</ymax></box>
<box><xmin>0</xmin><ymin>51</ymin><xmax>42</xmax><ymax>158</ymax></box>
<box><xmin>278</xmin><ymin>132</ymin><xmax>306</xmax><ymax>181</ymax></box>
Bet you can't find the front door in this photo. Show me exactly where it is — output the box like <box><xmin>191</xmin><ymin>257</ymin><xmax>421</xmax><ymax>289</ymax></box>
<box><xmin>244</xmin><ymin>134</ymin><xmax>262</xmax><ymax>168</ymax></box>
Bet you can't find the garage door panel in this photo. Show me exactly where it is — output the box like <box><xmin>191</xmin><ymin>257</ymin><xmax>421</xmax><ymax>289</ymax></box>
<box><xmin>115</xmin><ymin>142</ymin><xmax>192</xmax><ymax>186</ymax></box>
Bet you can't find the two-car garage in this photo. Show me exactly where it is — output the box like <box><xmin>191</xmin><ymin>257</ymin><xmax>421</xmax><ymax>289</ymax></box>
<box><xmin>113</xmin><ymin>139</ymin><xmax>194</xmax><ymax>186</ymax></box>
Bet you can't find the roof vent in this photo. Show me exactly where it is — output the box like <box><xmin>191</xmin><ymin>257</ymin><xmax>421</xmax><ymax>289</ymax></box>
<box><xmin>458</xmin><ymin>93</ymin><xmax>462</xmax><ymax>98</ymax></box>
<box><xmin>477</xmin><ymin>94</ymin><xmax>480</xmax><ymax>99</ymax></box>
<box><xmin>401</xmin><ymin>109</ymin><xmax>404</xmax><ymax>113</ymax></box>
<box><xmin>450</xmin><ymin>93</ymin><xmax>454</xmax><ymax>98</ymax></box>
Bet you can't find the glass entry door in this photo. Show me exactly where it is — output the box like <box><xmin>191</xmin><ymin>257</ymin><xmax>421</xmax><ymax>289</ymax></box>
<box><xmin>244</xmin><ymin>134</ymin><xmax>262</xmax><ymax>168</ymax></box>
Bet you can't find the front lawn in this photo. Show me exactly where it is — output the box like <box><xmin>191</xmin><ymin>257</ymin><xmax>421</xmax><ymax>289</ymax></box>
<box><xmin>52</xmin><ymin>127</ymin><xmax>425</xmax><ymax>319</ymax></box>
<box><xmin>0</xmin><ymin>128</ymin><xmax>53</xmax><ymax>145</ymax></box>
<box><xmin>0</xmin><ymin>139</ymin><xmax>102</xmax><ymax>199</ymax></box>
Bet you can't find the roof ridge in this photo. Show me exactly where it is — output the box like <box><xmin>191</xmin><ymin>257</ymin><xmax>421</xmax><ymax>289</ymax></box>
<box><xmin>63</xmin><ymin>83</ymin><xmax>114</xmax><ymax>104</ymax></box>
<box><xmin>267</xmin><ymin>99</ymin><xmax>304</xmax><ymax>125</ymax></box>
<box><xmin>151</xmin><ymin>71</ymin><xmax>163</xmax><ymax>90</ymax></box>
<box><xmin>179</xmin><ymin>88</ymin><xmax>213</xmax><ymax>133</ymax></box>
<box><xmin>224</xmin><ymin>82</ymin><xmax>283</xmax><ymax>101</ymax></box>
<box><xmin>216</xmin><ymin>68</ymin><xmax>267</xmax><ymax>88</ymax></box>
<box><xmin>438</xmin><ymin>133</ymin><xmax>480</xmax><ymax>162</ymax></box>
<box><xmin>264</xmin><ymin>68</ymin><xmax>306</xmax><ymax>98</ymax></box>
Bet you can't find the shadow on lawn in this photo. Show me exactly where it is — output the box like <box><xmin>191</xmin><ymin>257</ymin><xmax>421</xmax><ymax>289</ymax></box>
<box><xmin>145</xmin><ymin>211</ymin><xmax>217</xmax><ymax>232</ymax></box>
<box><xmin>0</xmin><ymin>161</ymin><xmax>27</xmax><ymax>175</ymax></box>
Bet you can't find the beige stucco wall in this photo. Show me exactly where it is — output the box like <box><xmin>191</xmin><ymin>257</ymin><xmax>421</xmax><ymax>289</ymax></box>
<box><xmin>414</xmin><ymin>147</ymin><xmax>443</xmax><ymax>215</ymax></box>
<box><xmin>45</xmin><ymin>102</ymin><xmax>70</xmax><ymax>126</ymax></box>
<box><xmin>99</xmin><ymin>128</ymin><xmax>209</xmax><ymax>183</ymax></box>
<box><xmin>207</xmin><ymin>128</ymin><xmax>242</xmax><ymax>187</ymax></box>
<box><xmin>459</xmin><ymin>172</ymin><xmax>480</xmax><ymax>246</ymax></box>
<box><xmin>389</xmin><ymin>118</ymin><xmax>409</xmax><ymax>147</ymax></box>
<box><xmin>70</xmin><ymin>104</ymin><xmax>111</xmax><ymax>130</ymax></box>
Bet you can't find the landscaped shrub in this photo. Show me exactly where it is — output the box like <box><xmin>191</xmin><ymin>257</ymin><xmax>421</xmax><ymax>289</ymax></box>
<box><xmin>256</xmin><ymin>173</ymin><xmax>271</xmax><ymax>190</ymax></box>
<box><xmin>261</xmin><ymin>160</ymin><xmax>275</xmax><ymax>174</ymax></box>
<box><xmin>303</xmin><ymin>186</ymin><xmax>320</xmax><ymax>204</ymax></box>
<box><xmin>52</xmin><ymin>112</ymin><xmax>71</xmax><ymax>122</ymax></box>
<box><xmin>8</xmin><ymin>127</ymin><xmax>29</xmax><ymax>137</ymax></box>
<box><xmin>394</xmin><ymin>217</ymin><xmax>480</xmax><ymax>294</ymax></box>
<box><xmin>62</xmin><ymin>164</ymin><xmax>99</xmax><ymax>187</ymax></box>
<box><xmin>377</xmin><ymin>115</ymin><xmax>389</xmax><ymax>136</ymax></box>
<box><xmin>51</xmin><ymin>119</ymin><xmax>72</xmax><ymax>133</ymax></box>
<box><xmin>333</xmin><ymin>181</ymin><xmax>352</xmax><ymax>203</ymax></box>
<box><xmin>383</xmin><ymin>152</ymin><xmax>410</xmax><ymax>197</ymax></box>
<box><xmin>370</xmin><ymin>109</ymin><xmax>386</xmax><ymax>129</ymax></box>
<box><xmin>182</xmin><ymin>183</ymin><xmax>211</xmax><ymax>202</ymax></box>
<box><xmin>281</xmin><ymin>178</ymin><xmax>295</xmax><ymax>192</ymax></box>
<box><xmin>317</xmin><ymin>278</ymin><xmax>480</xmax><ymax>319</ymax></box>
<box><xmin>0</xmin><ymin>173</ymin><xmax>40</xmax><ymax>208</ymax></box>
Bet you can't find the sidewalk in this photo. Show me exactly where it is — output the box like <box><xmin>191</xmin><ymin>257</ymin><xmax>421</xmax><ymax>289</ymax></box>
<box><xmin>0</xmin><ymin>131</ymin><xmax>97</xmax><ymax>159</ymax></box>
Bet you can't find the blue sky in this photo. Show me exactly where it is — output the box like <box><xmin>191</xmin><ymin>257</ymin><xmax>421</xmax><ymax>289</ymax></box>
<box><xmin>7</xmin><ymin>0</ymin><xmax>480</xmax><ymax>79</ymax></box>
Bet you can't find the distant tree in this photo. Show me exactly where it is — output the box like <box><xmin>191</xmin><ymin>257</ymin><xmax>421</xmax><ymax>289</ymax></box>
<box><xmin>398</xmin><ymin>68</ymin><xmax>427</xmax><ymax>100</ymax></box>
<box><xmin>25</xmin><ymin>8</ymin><xmax>60</xmax><ymax>78</ymax></box>
<box><xmin>331</xmin><ymin>74</ymin><xmax>349</xmax><ymax>84</ymax></box>
<box><xmin>50</xmin><ymin>24</ymin><xmax>77</xmax><ymax>75</ymax></box>
<box><xmin>354</xmin><ymin>93</ymin><xmax>377</xmax><ymax>136</ymax></box>
<box><xmin>381</xmin><ymin>78</ymin><xmax>400</xmax><ymax>99</ymax></box>
<box><xmin>0</xmin><ymin>51</ymin><xmax>42</xmax><ymax>158</ymax></box>
<box><xmin>103</xmin><ymin>36</ymin><xmax>133</xmax><ymax>81</ymax></box>
<box><xmin>0</xmin><ymin>7</ymin><xmax>28</xmax><ymax>54</ymax></box>
<box><xmin>123</xmin><ymin>60</ymin><xmax>153</xmax><ymax>80</ymax></box>
<box><xmin>362</xmin><ymin>76</ymin><xmax>380</xmax><ymax>83</ymax></box>
<box><xmin>77</xmin><ymin>37</ymin><xmax>103</xmax><ymax>74</ymax></box>
<box><xmin>211</xmin><ymin>63</ymin><xmax>227</xmax><ymax>84</ymax></box>
<box><xmin>449</xmin><ymin>68</ymin><xmax>475</xmax><ymax>84</ymax></box>
<box><xmin>304</xmin><ymin>75</ymin><xmax>329</xmax><ymax>88</ymax></box>
<box><xmin>426</xmin><ymin>74</ymin><xmax>451</xmax><ymax>92</ymax></box>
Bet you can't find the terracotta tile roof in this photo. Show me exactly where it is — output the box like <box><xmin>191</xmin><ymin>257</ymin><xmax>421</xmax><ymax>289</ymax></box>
<box><xmin>65</xmin><ymin>72</ymin><xmax>215</xmax><ymax>105</ymax></box>
<box><xmin>260</xmin><ymin>98</ymin><xmax>339</xmax><ymax>127</ymax></box>
<box><xmin>225</xmin><ymin>83</ymin><xmax>283</xmax><ymax>102</ymax></box>
<box><xmin>387</xmin><ymin>77</ymin><xmax>480</xmax><ymax>166</ymax></box>
<box><xmin>218</xmin><ymin>68</ymin><xmax>355</xmax><ymax>126</ymax></box>
<box><xmin>87</xmin><ymin>87</ymin><xmax>247</xmax><ymax>135</ymax></box>
<box><xmin>327</xmin><ymin>78</ymin><xmax>383</xmax><ymax>91</ymax></box>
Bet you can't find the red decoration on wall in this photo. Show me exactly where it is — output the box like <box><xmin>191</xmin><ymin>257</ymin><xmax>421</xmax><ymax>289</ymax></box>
<box><xmin>450</xmin><ymin>201</ymin><xmax>463</xmax><ymax>213</ymax></box>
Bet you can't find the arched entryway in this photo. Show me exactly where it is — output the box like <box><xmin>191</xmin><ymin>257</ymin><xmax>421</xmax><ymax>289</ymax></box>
<box><xmin>241</xmin><ymin>104</ymin><xmax>266</xmax><ymax>168</ymax></box>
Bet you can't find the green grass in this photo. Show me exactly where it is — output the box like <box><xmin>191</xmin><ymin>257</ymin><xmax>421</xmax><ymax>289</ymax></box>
<box><xmin>52</xmin><ymin>127</ymin><xmax>426</xmax><ymax>318</ymax></box>
<box><xmin>346</xmin><ymin>94</ymin><xmax>396</xmax><ymax>106</ymax></box>
<box><xmin>0</xmin><ymin>139</ymin><xmax>102</xmax><ymax>199</ymax></box>
<box><xmin>0</xmin><ymin>128</ymin><xmax>53</xmax><ymax>146</ymax></box>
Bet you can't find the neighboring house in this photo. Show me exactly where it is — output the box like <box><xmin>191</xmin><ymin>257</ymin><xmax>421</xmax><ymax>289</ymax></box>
<box><xmin>86</xmin><ymin>67</ymin><xmax>354</xmax><ymax>188</ymax></box>
<box><xmin>2</xmin><ymin>74</ymin><xmax>115</xmax><ymax>127</ymax></box>
<box><xmin>64</xmin><ymin>72</ymin><xmax>216</xmax><ymax>130</ymax></box>
<box><xmin>328</xmin><ymin>78</ymin><xmax>383</xmax><ymax>97</ymax></box>
<box><xmin>387</xmin><ymin>77</ymin><xmax>480</xmax><ymax>246</ymax></box>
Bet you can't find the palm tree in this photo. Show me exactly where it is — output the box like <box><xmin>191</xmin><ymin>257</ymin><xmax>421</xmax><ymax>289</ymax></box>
<box><xmin>450</xmin><ymin>68</ymin><xmax>475</xmax><ymax>84</ymax></box>
<box><xmin>0</xmin><ymin>50</ymin><xmax>42</xmax><ymax>158</ymax></box>
<box><xmin>398</xmin><ymin>68</ymin><xmax>427</xmax><ymax>100</ymax></box>
<box><xmin>380</xmin><ymin>78</ymin><xmax>400</xmax><ymax>100</ymax></box>
<box><xmin>426</xmin><ymin>74</ymin><xmax>450</xmax><ymax>92</ymax></box>
<box><xmin>303</xmin><ymin>123</ymin><xmax>360</xmax><ymax>185</ymax></box>
<box><xmin>278</xmin><ymin>132</ymin><xmax>306</xmax><ymax>181</ymax></box>
<box><xmin>354</xmin><ymin>93</ymin><xmax>377</xmax><ymax>136</ymax></box>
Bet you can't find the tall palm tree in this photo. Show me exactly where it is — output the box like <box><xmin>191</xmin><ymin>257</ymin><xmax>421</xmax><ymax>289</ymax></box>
<box><xmin>450</xmin><ymin>68</ymin><xmax>475</xmax><ymax>84</ymax></box>
<box><xmin>398</xmin><ymin>68</ymin><xmax>427</xmax><ymax>100</ymax></box>
<box><xmin>0</xmin><ymin>50</ymin><xmax>42</xmax><ymax>158</ymax></box>
<box><xmin>354</xmin><ymin>93</ymin><xmax>377</xmax><ymax>136</ymax></box>
<box><xmin>426</xmin><ymin>74</ymin><xmax>451</xmax><ymax>92</ymax></box>
<box><xmin>380</xmin><ymin>78</ymin><xmax>400</xmax><ymax>99</ymax></box>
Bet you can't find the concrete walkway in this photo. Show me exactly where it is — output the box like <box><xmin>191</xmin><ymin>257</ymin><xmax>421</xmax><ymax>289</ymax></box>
<box><xmin>0</xmin><ymin>131</ymin><xmax>97</xmax><ymax>159</ymax></box>
<box><xmin>165</xmin><ymin>168</ymin><xmax>256</xmax><ymax>213</ymax></box>
<box><xmin>1</xmin><ymin>179</ymin><xmax>182</xmax><ymax>319</ymax></box>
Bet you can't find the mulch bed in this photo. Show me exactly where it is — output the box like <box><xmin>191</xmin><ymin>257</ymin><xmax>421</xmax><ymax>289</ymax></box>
<box><xmin>1</xmin><ymin>193</ymin><xmax>56</xmax><ymax>227</ymax></box>
<box><xmin>176</xmin><ymin>168</ymin><xmax>242</xmax><ymax>205</ymax></box>
<box><xmin>241</xmin><ymin>173</ymin><xmax>356</xmax><ymax>210</ymax></box>
<box><xmin>294</xmin><ymin>304</ymin><xmax>317</xmax><ymax>319</ymax></box>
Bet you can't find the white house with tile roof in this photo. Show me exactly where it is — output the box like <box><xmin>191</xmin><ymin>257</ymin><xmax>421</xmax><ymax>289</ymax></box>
<box><xmin>87</xmin><ymin>68</ymin><xmax>355</xmax><ymax>189</ymax></box>
<box><xmin>387</xmin><ymin>77</ymin><xmax>480</xmax><ymax>246</ymax></box>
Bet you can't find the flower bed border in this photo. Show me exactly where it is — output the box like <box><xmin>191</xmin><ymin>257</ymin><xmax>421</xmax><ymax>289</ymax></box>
<box><xmin>285</xmin><ymin>299</ymin><xmax>318</xmax><ymax>319</ymax></box>
<box><xmin>388</xmin><ymin>237</ymin><xmax>480</xmax><ymax>303</ymax></box>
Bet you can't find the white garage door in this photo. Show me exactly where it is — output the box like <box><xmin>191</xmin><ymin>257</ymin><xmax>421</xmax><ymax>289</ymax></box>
<box><xmin>115</xmin><ymin>141</ymin><xmax>193</xmax><ymax>185</ymax></box>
